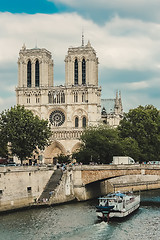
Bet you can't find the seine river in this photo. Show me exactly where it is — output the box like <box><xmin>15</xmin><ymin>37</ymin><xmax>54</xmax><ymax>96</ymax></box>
<box><xmin>0</xmin><ymin>190</ymin><xmax>160</xmax><ymax>240</ymax></box>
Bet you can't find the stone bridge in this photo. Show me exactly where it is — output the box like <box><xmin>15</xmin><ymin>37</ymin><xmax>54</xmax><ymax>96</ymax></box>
<box><xmin>72</xmin><ymin>164</ymin><xmax>160</xmax><ymax>200</ymax></box>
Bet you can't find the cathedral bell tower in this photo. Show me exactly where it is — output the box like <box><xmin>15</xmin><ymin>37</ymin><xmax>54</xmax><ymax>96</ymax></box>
<box><xmin>16</xmin><ymin>44</ymin><xmax>53</xmax><ymax>111</ymax></box>
<box><xmin>65</xmin><ymin>40</ymin><xmax>98</xmax><ymax>87</ymax></box>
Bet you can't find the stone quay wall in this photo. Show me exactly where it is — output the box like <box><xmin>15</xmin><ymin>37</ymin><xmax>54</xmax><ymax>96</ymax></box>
<box><xmin>0</xmin><ymin>166</ymin><xmax>53</xmax><ymax>212</ymax></box>
<box><xmin>1</xmin><ymin>164</ymin><xmax>160</xmax><ymax>213</ymax></box>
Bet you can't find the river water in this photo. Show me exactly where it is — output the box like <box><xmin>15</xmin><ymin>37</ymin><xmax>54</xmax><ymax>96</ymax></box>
<box><xmin>0</xmin><ymin>189</ymin><xmax>160</xmax><ymax>240</ymax></box>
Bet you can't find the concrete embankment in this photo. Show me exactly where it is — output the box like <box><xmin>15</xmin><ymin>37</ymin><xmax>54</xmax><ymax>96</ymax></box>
<box><xmin>104</xmin><ymin>175</ymin><xmax>160</xmax><ymax>194</ymax></box>
<box><xmin>0</xmin><ymin>166</ymin><xmax>76</xmax><ymax>213</ymax></box>
<box><xmin>0</xmin><ymin>166</ymin><xmax>53</xmax><ymax>212</ymax></box>
<box><xmin>1</xmin><ymin>165</ymin><xmax>160</xmax><ymax>213</ymax></box>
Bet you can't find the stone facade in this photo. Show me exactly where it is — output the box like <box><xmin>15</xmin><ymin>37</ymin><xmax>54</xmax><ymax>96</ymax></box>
<box><xmin>16</xmin><ymin>40</ymin><xmax>123</xmax><ymax>164</ymax></box>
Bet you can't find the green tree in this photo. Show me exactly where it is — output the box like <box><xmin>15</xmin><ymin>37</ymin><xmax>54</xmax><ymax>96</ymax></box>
<box><xmin>72</xmin><ymin>125</ymin><xmax>123</xmax><ymax>164</ymax></box>
<box><xmin>0</xmin><ymin>105</ymin><xmax>52</xmax><ymax>164</ymax></box>
<box><xmin>118</xmin><ymin>105</ymin><xmax>160</xmax><ymax>162</ymax></box>
<box><xmin>56</xmin><ymin>154</ymin><xmax>71</xmax><ymax>164</ymax></box>
<box><xmin>0</xmin><ymin>140</ymin><xmax>8</xmax><ymax>158</ymax></box>
<box><xmin>120</xmin><ymin>137</ymin><xmax>141</xmax><ymax>162</ymax></box>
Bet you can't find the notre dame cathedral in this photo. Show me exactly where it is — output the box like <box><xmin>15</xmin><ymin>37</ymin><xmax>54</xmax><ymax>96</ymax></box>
<box><xmin>16</xmin><ymin>38</ymin><xmax>123</xmax><ymax>164</ymax></box>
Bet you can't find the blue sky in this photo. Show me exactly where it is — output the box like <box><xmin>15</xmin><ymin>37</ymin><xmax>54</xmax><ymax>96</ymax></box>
<box><xmin>1</xmin><ymin>0</ymin><xmax>160</xmax><ymax>112</ymax></box>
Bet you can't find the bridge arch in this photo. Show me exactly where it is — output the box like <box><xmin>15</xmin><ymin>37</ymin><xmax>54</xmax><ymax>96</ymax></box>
<box><xmin>73</xmin><ymin>165</ymin><xmax>160</xmax><ymax>185</ymax></box>
<box><xmin>72</xmin><ymin>165</ymin><xmax>160</xmax><ymax>201</ymax></box>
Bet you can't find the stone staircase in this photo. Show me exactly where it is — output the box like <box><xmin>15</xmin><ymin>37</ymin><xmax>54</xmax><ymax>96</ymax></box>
<box><xmin>38</xmin><ymin>169</ymin><xmax>63</xmax><ymax>202</ymax></box>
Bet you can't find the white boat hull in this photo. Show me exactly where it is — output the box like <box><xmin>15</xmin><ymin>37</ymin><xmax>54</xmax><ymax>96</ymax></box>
<box><xmin>96</xmin><ymin>194</ymin><xmax>140</xmax><ymax>219</ymax></box>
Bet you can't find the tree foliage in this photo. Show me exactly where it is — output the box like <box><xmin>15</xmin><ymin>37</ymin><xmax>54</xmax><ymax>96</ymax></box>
<box><xmin>118</xmin><ymin>105</ymin><xmax>160</xmax><ymax>162</ymax></box>
<box><xmin>120</xmin><ymin>137</ymin><xmax>141</xmax><ymax>161</ymax></box>
<box><xmin>72</xmin><ymin>125</ymin><xmax>123</xmax><ymax>164</ymax></box>
<box><xmin>56</xmin><ymin>154</ymin><xmax>71</xmax><ymax>164</ymax></box>
<box><xmin>72</xmin><ymin>105</ymin><xmax>160</xmax><ymax>164</ymax></box>
<box><xmin>0</xmin><ymin>105</ymin><xmax>52</xmax><ymax>163</ymax></box>
<box><xmin>0</xmin><ymin>140</ymin><xmax>8</xmax><ymax>158</ymax></box>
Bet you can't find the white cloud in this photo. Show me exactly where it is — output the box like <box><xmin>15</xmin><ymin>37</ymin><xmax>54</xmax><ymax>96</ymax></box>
<box><xmin>1</xmin><ymin>12</ymin><xmax>160</xmax><ymax>71</ymax></box>
<box><xmin>1</xmin><ymin>11</ymin><xmax>160</xmax><ymax>112</ymax></box>
<box><xmin>51</xmin><ymin>0</ymin><xmax>160</xmax><ymax>22</ymax></box>
<box><xmin>124</xmin><ymin>81</ymin><xmax>149</xmax><ymax>90</ymax></box>
<box><xmin>124</xmin><ymin>77</ymin><xmax>160</xmax><ymax>90</ymax></box>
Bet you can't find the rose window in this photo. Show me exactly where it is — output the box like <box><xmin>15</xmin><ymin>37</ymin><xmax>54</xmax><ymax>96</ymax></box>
<box><xmin>49</xmin><ymin>110</ymin><xmax>65</xmax><ymax>126</ymax></box>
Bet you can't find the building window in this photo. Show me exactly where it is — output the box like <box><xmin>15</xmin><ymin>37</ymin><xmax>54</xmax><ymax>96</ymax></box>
<box><xmin>36</xmin><ymin>98</ymin><xmax>40</xmax><ymax>103</ymax></box>
<box><xmin>48</xmin><ymin>94</ymin><xmax>53</xmax><ymax>103</ymax></box>
<box><xmin>27</xmin><ymin>60</ymin><xmax>31</xmax><ymax>87</ymax></box>
<box><xmin>57</xmin><ymin>93</ymin><xmax>60</xmax><ymax>103</ymax></box>
<box><xmin>27</xmin><ymin>187</ymin><xmax>32</xmax><ymax>193</ymax></box>
<box><xmin>35</xmin><ymin>60</ymin><xmax>39</xmax><ymax>87</ymax></box>
<box><xmin>82</xmin><ymin>92</ymin><xmax>85</xmax><ymax>102</ymax></box>
<box><xmin>74</xmin><ymin>58</ymin><xmax>78</xmax><ymax>85</ymax></box>
<box><xmin>61</xmin><ymin>92</ymin><xmax>65</xmax><ymax>103</ymax></box>
<box><xmin>82</xmin><ymin>117</ymin><xmax>86</xmax><ymax>128</ymax></box>
<box><xmin>75</xmin><ymin>117</ymin><xmax>79</xmax><ymax>128</ymax></box>
<box><xmin>74</xmin><ymin>92</ymin><xmax>78</xmax><ymax>103</ymax></box>
<box><xmin>82</xmin><ymin>58</ymin><xmax>86</xmax><ymax>85</ymax></box>
<box><xmin>49</xmin><ymin>110</ymin><xmax>65</xmax><ymax>126</ymax></box>
<box><xmin>27</xmin><ymin>98</ymin><xmax>30</xmax><ymax>104</ymax></box>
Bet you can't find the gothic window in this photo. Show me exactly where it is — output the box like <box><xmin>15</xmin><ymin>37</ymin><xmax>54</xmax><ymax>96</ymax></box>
<box><xmin>35</xmin><ymin>60</ymin><xmax>39</xmax><ymax>87</ymax></box>
<box><xmin>61</xmin><ymin>92</ymin><xmax>65</xmax><ymax>103</ymax></box>
<box><xmin>36</xmin><ymin>98</ymin><xmax>40</xmax><ymax>103</ymax></box>
<box><xmin>82</xmin><ymin>58</ymin><xmax>86</xmax><ymax>85</ymax></box>
<box><xmin>53</xmin><ymin>94</ymin><xmax>56</xmax><ymax>104</ymax></box>
<box><xmin>82</xmin><ymin>117</ymin><xmax>87</xmax><ymax>128</ymax></box>
<box><xmin>48</xmin><ymin>94</ymin><xmax>52</xmax><ymax>103</ymax></box>
<box><xmin>82</xmin><ymin>92</ymin><xmax>85</xmax><ymax>102</ymax></box>
<box><xmin>58</xmin><ymin>93</ymin><xmax>60</xmax><ymax>103</ymax></box>
<box><xmin>27</xmin><ymin>60</ymin><xmax>31</xmax><ymax>87</ymax></box>
<box><xmin>75</xmin><ymin>117</ymin><xmax>79</xmax><ymax>128</ymax></box>
<box><xmin>74</xmin><ymin>58</ymin><xmax>78</xmax><ymax>85</ymax></box>
<box><xmin>74</xmin><ymin>92</ymin><xmax>78</xmax><ymax>102</ymax></box>
<box><xmin>49</xmin><ymin>110</ymin><xmax>65</xmax><ymax>126</ymax></box>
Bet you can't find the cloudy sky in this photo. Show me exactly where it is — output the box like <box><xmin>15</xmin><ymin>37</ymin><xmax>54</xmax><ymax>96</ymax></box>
<box><xmin>1</xmin><ymin>0</ymin><xmax>160</xmax><ymax>113</ymax></box>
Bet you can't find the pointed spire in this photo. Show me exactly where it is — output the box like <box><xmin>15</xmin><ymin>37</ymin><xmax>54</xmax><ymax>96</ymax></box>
<box><xmin>82</xmin><ymin>31</ymin><xmax>84</xmax><ymax>47</ymax></box>
<box><xmin>35</xmin><ymin>39</ymin><xmax>38</xmax><ymax>49</ymax></box>
<box><xmin>22</xmin><ymin>43</ymin><xmax>26</xmax><ymax>50</ymax></box>
<box><xmin>86</xmin><ymin>40</ymin><xmax>91</xmax><ymax>47</ymax></box>
<box><xmin>115</xmin><ymin>90</ymin><xmax>119</xmax><ymax>106</ymax></box>
<box><xmin>119</xmin><ymin>91</ymin><xmax>123</xmax><ymax>112</ymax></box>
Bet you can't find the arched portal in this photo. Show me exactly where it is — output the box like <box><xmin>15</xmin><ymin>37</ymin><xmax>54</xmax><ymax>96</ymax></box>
<box><xmin>44</xmin><ymin>141</ymin><xmax>66</xmax><ymax>164</ymax></box>
<box><xmin>72</xmin><ymin>142</ymin><xmax>81</xmax><ymax>153</ymax></box>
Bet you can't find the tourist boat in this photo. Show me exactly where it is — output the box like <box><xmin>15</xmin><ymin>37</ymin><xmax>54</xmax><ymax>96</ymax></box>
<box><xmin>96</xmin><ymin>192</ymin><xmax>140</xmax><ymax>220</ymax></box>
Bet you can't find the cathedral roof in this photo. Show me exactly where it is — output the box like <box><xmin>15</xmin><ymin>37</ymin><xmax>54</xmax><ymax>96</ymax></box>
<box><xmin>101</xmin><ymin>99</ymin><xmax>116</xmax><ymax>114</ymax></box>
<box><xmin>67</xmin><ymin>40</ymin><xmax>96</xmax><ymax>55</ymax></box>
